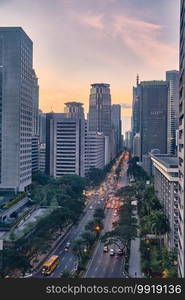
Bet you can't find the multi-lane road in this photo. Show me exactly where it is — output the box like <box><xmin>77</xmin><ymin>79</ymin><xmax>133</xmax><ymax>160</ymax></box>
<box><xmin>33</xmin><ymin>153</ymin><xmax>128</xmax><ymax>278</ymax></box>
<box><xmin>84</xmin><ymin>160</ymin><xmax>128</xmax><ymax>278</ymax></box>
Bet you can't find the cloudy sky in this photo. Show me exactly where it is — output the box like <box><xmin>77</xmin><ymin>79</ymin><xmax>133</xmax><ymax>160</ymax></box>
<box><xmin>0</xmin><ymin>0</ymin><xmax>180</xmax><ymax>132</ymax></box>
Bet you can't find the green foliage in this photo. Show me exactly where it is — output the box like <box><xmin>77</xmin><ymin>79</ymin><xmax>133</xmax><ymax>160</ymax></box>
<box><xmin>127</xmin><ymin>157</ymin><xmax>150</xmax><ymax>181</ymax></box>
<box><xmin>141</xmin><ymin>240</ymin><xmax>178</xmax><ymax>278</ymax></box>
<box><xmin>60</xmin><ymin>269</ymin><xmax>73</xmax><ymax>278</ymax></box>
<box><xmin>1</xmin><ymin>248</ymin><xmax>31</xmax><ymax>277</ymax></box>
<box><xmin>3</xmin><ymin>192</ymin><xmax>27</xmax><ymax>209</ymax></box>
<box><xmin>102</xmin><ymin>197</ymin><xmax>137</xmax><ymax>252</ymax></box>
<box><xmin>32</xmin><ymin>172</ymin><xmax>51</xmax><ymax>185</ymax></box>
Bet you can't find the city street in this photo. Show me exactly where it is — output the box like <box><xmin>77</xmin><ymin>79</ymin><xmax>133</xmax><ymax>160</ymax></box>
<box><xmin>84</xmin><ymin>160</ymin><xmax>128</xmax><ymax>278</ymax></box>
<box><xmin>33</xmin><ymin>153</ymin><xmax>128</xmax><ymax>278</ymax></box>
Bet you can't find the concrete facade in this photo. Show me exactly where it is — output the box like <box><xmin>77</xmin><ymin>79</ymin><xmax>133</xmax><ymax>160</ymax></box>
<box><xmin>151</xmin><ymin>155</ymin><xmax>179</xmax><ymax>250</ymax></box>
<box><xmin>0</xmin><ymin>27</ymin><xmax>33</xmax><ymax>192</ymax></box>
<box><xmin>178</xmin><ymin>0</ymin><xmax>185</xmax><ymax>278</ymax></box>
<box><xmin>84</xmin><ymin>121</ymin><xmax>105</xmax><ymax>175</ymax></box>
<box><xmin>140</xmin><ymin>81</ymin><xmax>168</xmax><ymax>159</ymax></box>
<box><xmin>46</xmin><ymin>113</ymin><xmax>85</xmax><ymax>178</ymax></box>
<box><xmin>111</xmin><ymin>104</ymin><xmax>122</xmax><ymax>155</ymax></box>
<box><xmin>88</xmin><ymin>83</ymin><xmax>111</xmax><ymax>137</ymax></box>
<box><xmin>166</xmin><ymin>70</ymin><xmax>179</xmax><ymax>156</ymax></box>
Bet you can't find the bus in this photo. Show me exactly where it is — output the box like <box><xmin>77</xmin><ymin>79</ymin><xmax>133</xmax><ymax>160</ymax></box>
<box><xmin>41</xmin><ymin>255</ymin><xmax>60</xmax><ymax>276</ymax></box>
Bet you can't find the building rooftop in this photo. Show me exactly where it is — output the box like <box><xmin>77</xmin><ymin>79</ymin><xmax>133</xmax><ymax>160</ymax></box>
<box><xmin>151</xmin><ymin>155</ymin><xmax>178</xmax><ymax>168</ymax></box>
<box><xmin>64</xmin><ymin>102</ymin><xmax>84</xmax><ymax>106</ymax></box>
<box><xmin>91</xmin><ymin>83</ymin><xmax>110</xmax><ymax>87</ymax></box>
<box><xmin>140</xmin><ymin>80</ymin><xmax>168</xmax><ymax>86</ymax></box>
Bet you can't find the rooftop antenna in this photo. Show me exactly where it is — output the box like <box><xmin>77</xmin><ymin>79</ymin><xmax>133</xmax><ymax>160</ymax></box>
<box><xmin>136</xmin><ymin>74</ymin><xmax>139</xmax><ymax>86</ymax></box>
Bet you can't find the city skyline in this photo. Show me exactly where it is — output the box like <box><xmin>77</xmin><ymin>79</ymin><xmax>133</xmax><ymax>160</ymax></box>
<box><xmin>0</xmin><ymin>0</ymin><xmax>180</xmax><ymax>117</ymax></box>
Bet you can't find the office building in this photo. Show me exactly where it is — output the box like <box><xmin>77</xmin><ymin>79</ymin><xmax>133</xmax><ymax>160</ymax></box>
<box><xmin>124</xmin><ymin>131</ymin><xmax>132</xmax><ymax>149</ymax></box>
<box><xmin>151</xmin><ymin>155</ymin><xmax>179</xmax><ymax>249</ymax></box>
<box><xmin>32</xmin><ymin>136</ymin><xmax>39</xmax><ymax>172</ymax></box>
<box><xmin>166</xmin><ymin>70</ymin><xmax>179</xmax><ymax>155</ymax></box>
<box><xmin>140</xmin><ymin>81</ymin><xmax>168</xmax><ymax>158</ymax></box>
<box><xmin>64</xmin><ymin>102</ymin><xmax>85</xmax><ymax>119</ymax></box>
<box><xmin>133</xmin><ymin>133</ymin><xmax>141</xmax><ymax>158</ymax></box>
<box><xmin>132</xmin><ymin>75</ymin><xmax>141</xmax><ymax>139</ymax></box>
<box><xmin>0</xmin><ymin>27</ymin><xmax>33</xmax><ymax>192</ymax></box>
<box><xmin>88</xmin><ymin>83</ymin><xmax>111</xmax><ymax>137</ymax></box>
<box><xmin>84</xmin><ymin>121</ymin><xmax>105</xmax><ymax>175</ymax></box>
<box><xmin>111</xmin><ymin>104</ymin><xmax>122</xmax><ymax>155</ymax></box>
<box><xmin>46</xmin><ymin>112</ymin><xmax>85</xmax><ymax>178</ymax></box>
<box><xmin>32</xmin><ymin>69</ymin><xmax>39</xmax><ymax>136</ymax></box>
<box><xmin>31</xmin><ymin>69</ymin><xmax>39</xmax><ymax>172</ymax></box>
<box><xmin>39</xmin><ymin>142</ymin><xmax>46</xmax><ymax>173</ymax></box>
<box><xmin>178</xmin><ymin>0</ymin><xmax>185</xmax><ymax>277</ymax></box>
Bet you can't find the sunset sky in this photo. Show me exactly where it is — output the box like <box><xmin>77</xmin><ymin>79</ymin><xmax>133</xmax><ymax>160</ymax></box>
<box><xmin>0</xmin><ymin>0</ymin><xmax>180</xmax><ymax>132</ymax></box>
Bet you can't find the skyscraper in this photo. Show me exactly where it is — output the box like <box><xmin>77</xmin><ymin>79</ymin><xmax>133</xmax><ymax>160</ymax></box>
<box><xmin>64</xmin><ymin>102</ymin><xmax>85</xmax><ymax>119</ymax></box>
<box><xmin>0</xmin><ymin>27</ymin><xmax>33</xmax><ymax>192</ymax></box>
<box><xmin>84</xmin><ymin>121</ymin><xmax>105</xmax><ymax>175</ymax></box>
<box><xmin>31</xmin><ymin>69</ymin><xmax>39</xmax><ymax>172</ymax></box>
<box><xmin>32</xmin><ymin>69</ymin><xmax>39</xmax><ymax>136</ymax></box>
<box><xmin>140</xmin><ymin>81</ymin><xmax>168</xmax><ymax>159</ymax></box>
<box><xmin>178</xmin><ymin>0</ymin><xmax>185</xmax><ymax>278</ymax></box>
<box><xmin>111</xmin><ymin>105</ymin><xmax>122</xmax><ymax>155</ymax></box>
<box><xmin>88</xmin><ymin>83</ymin><xmax>111</xmax><ymax>136</ymax></box>
<box><xmin>132</xmin><ymin>75</ymin><xmax>141</xmax><ymax>139</ymax></box>
<box><xmin>166</xmin><ymin>70</ymin><xmax>179</xmax><ymax>156</ymax></box>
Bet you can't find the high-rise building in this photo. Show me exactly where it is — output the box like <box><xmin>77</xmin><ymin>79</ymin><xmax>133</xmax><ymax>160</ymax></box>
<box><xmin>124</xmin><ymin>131</ymin><xmax>132</xmax><ymax>149</ymax></box>
<box><xmin>46</xmin><ymin>112</ymin><xmax>85</xmax><ymax>178</ymax></box>
<box><xmin>151</xmin><ymin>154</ymin><xmax>179</xmax><ymax>250</ymax></box>
<box><xmin>0</xmin><ymin>27</ymin><xmax>33</xmax><ymax>192</ymax></box>
<box><xmin>133</xmin><ymin>133</ymin><xmax>141</xmax><ymax>158</ymax></box>
<box><xmin>84</xmin><ymin>121</ymin><xmax>105</xmax><ymax>175</ymax></box>
<box><xmin>111</xmin><ymin>104</ymin><xmax>122</xmax><ymax>155</ymax></box>
<box><xmin>166</xmin><ymin>70</ymin><xmax>179</xmax><ymax>156</ymax></box>
<box><xmin>178</xmin><ymin>0</ymin><xmax>185</xmax><ymax>278</ymax></box>
<box><xmin>88</xmin><ymin>83</ymin><xmax>111</xmax><ymax>137</ymax></box>
<box><xmin>64</xmin><ymin>102</ymin><xmax>85</xmax><ymax>119</ymax></box>
<box><xmin>32</xmin><ymin>136</ymin><xmax>39</xmax><ymax>172</ymax></box>
<box><xmin>31</xmin><ymin>69</ymin><xmax>39</xmax><ymax>172</ymax></box>
<box><xmin>140</xmin><ymin>81</ymin><xmax>168</xmax><ymax>159</ymax></box>
<box><xmin>32</xmin><ymin>69</ymin><xmax>39</xmax><ymax>136</ymax></box>
<box><xmin>39</xmin><ymin>110</ymin><xmax>46</xmax><ymax>143</ymax></box>
<box><xmin>132</xmin><ymin>75</ymin><xmax>141</xmax><ymax>139</ymax></box>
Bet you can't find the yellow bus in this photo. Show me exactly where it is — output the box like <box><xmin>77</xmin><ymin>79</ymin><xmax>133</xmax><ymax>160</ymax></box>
<box><xmin>41</xmin><ymin>255</ymin><xmax>60</xmax><ymax>276</ymax></box>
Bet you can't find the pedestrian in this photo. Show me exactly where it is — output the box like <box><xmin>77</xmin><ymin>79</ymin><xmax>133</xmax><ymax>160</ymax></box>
<box><xmin>135</xmin><ymin>272</ymin><xmax>137</xmax><ymax>277</ymax></box>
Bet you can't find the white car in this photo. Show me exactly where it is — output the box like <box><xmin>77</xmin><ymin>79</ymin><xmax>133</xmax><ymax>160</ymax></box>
<box><xmin>110</xmin><ymin>249</ymin><xmax>115</xmax><ymax>256</ymax></box>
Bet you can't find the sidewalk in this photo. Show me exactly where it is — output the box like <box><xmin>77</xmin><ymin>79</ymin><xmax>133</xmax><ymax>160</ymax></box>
<box><xmin>128</xmin><ymin>207</ymin><xmax>143</xmax><ymax>278</ymax></box>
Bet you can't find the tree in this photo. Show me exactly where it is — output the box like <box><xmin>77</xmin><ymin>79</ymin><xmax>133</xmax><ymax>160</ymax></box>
<box><xmin>150</xmin><ymin>211</ymin><xmax>170</xmax><ymax>245</ymax></box>
<box><xmin>72</xmin><ymin>237</ymin><xmax>86</xmax><ymax>262</ymax></box>
<box><xmin>81</xmin><ymin>231</ymin><xmax>96</xmax><ymax>249</ymax></box>
<box><xmin>60</xmin><ymin>269</ymin><xmax>72</xmax><ymax>278</ymax></box>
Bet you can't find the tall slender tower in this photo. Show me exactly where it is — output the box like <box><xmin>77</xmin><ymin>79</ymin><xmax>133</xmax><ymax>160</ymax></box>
<box><xmin>88</xmin><ymin>83</ymin><xmax>111</xmax><ymax>136</ymax></box>
<box><xmin>166</xmin><ymin>70</ymin><xmax>179</xmax><ymax>156</ymax></box>
<box><xmin>178</xmin><ymin>0</ymin><xmax>185</xmax><ymax>278</ymax></box>
<box><xmin>0</xmin><ymin>27</ymin><xmax>33</xmax><ymax>192</ymax></box>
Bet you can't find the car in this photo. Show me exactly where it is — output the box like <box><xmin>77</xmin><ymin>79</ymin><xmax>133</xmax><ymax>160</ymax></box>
<box><xmin>110</xmin><ymin>249</ymin><xmax>115</xmax><ymax>256</ymax></box>
<box><xmin>23</xmin><ymin>273</ymin><xmax>33</xmax><ymax>278</ymax></box>
<box><xmin>117</xmin><ymin>249</ymin><xmax>123</xmax><ymax>256</ymax></box>
<box><xmin>64</xmin><ymin>242</ymin><xmax>71</xmax><ymax>251</ymax></box>
<box><xmin>103</xmin><ymin>246</ymin><xmax>109</xmax><ymax>252</ymax></box>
